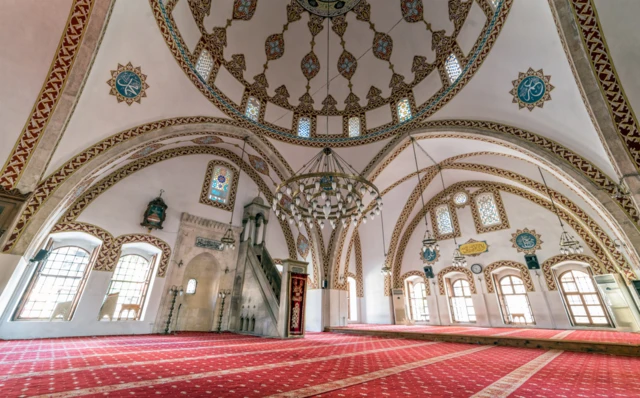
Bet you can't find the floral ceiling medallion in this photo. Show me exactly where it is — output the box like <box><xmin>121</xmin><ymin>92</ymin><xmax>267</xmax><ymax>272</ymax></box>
<box><xmin>107</xmin><ymin>62</ymin><xmax>149</xmax><ymax>105</ymax></box>
<box><xmin>233</xmin><ymin>0</ymin><xmax>257</xmax><ymax>21</ymax></box>
<box><xmin>297</xmin><ymin>234</ymin><xmax>310</xmax><ymax>258</ymax></box>
<box><xmin>295</xmin><ymin>0</ymin><xmax>362</xmax><ymax>17</ymax></box>
<box><xmin>510</xmin><ymin>68</ymin><xmax>554</xmax><ymax>111</ymax></box>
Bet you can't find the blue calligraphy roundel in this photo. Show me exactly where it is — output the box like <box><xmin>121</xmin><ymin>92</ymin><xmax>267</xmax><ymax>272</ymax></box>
<box><xmin>217</xmin><ymin>175</ymin><xmax>226</xmax><ymax>183</ymax></box>
<box><xmin>422</xmin><ymin>249</ymin><xmax>437</xmax><ymax>262</ymax></box>
<box><xmin>115</xmin><ymin>70</ymin><xmax>143</xmax><ymax>98</ymax></box>
<box><xmin>515</xmin><ymin>232</ymin><xmax>538</xmax><ymax>250</ymax></box>
<box><xmin>517</xmin><ymin>75</ymin><xmax>546</xmax><ymax>104</ymax></box>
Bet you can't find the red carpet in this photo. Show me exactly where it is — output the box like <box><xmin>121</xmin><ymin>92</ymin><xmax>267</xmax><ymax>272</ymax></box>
<box><xmin>1</xmin><ymin>331</ymin><xmax>639</xmax><ymax>397</ymax></box>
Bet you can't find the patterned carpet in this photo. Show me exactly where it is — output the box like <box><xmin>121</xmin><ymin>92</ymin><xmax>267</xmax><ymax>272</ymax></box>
<box><xmin>339</xmin><ymin>324</ymin><xmax>640</xmax><ymax>345</ymax></box>
<box><xmin>0</xmin><ymin>331</ymin><xmax>639</xmax><ymax>397</ymax></box>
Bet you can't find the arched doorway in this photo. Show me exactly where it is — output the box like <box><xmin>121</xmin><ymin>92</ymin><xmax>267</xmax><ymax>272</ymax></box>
<box><xmin>177</xmin><ymin>252</ymin><xmax>222</xmax><ymax>331</ymax></box>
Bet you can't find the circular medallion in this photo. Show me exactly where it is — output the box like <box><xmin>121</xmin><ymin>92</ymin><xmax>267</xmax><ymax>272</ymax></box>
<box><xmin>218</xmin><ymin>175</ymin><xmax>226</xmax><ymax>183</ymax></box>
<box><xmin>422</xmin><ymin>248</ymin><xmax>439</xmax><ymax>264</ymax></box>
<box><xmin>453</xmin><ymin>191</ymin><xmax>468</xmax><ymax>206</ymax></box>
<box><xmin>515</xmin><ymin>232</ymin><xmax>537</xmax><ymax>250</ymax></box>
<box><xmin>296</xmin><ymin>0</ymin><xmax>361</xmax><ymax>17</ymax></box>
<box><xmin>107</xmin><ymin>62</ymin><xmax>149</xmax><ymax>105</ymax></box>
<box><xmin>115</xmin><ymin>71</ymin><xmax>142</xmax><ymax>98</ymax></box>
<box><xmin>470</xmin><ymin>263</ymin><xmax>483</xmax><ymax>274</ymax></box>
<box><xmin>517</xmin><ymin>75</ymin><xmax>546</xmax><ymax>104</ymax></box>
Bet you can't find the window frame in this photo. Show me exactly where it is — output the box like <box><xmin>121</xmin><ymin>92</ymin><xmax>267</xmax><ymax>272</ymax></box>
<box><xmin>199</xmin><ymin>159</ymin><xmax>240</xmax><ymax>212</ymax></box>
<box><xmin>447</xmin><ymin>277</ymin><xmax>476</xmax><ymax>323</ymax></box>
<box><xmin>347</xmin><ymin>276</ymin><xmax>358</xmax><ymax>321</ymax></box>
<box><xmin>186</xmin><ymin>278</ymin><xmax>198</xmax><ymax>295</ymax></box>
<box><xmin>244</xmin><ymin>96</ymin><xmax>261</xmax><ymax>122</ymax></box>
<box><xmin>195</xmin><ymin>49</ymin><xmax>214</xmax><ymax>82</ymax></box>
<box><xmin>470</xmin><ymin>188</ymin><xmax>510</xmax><ymax>234</ymax></box>
<box><xmin>14</xmin><ymin>241</ymin><xmax>97</xmax><ymax>321</ymax></box>
<box><xmin>556</xmin><ymin>268</ymin><xmax>612</xmax><ymax>327</ymax></box>
<box><xmin>396</xmin><ymin>98</ymin><xmax>413</xmax><ymax>122</ymax></box>
<box><xmin>348</xmin><ymin>116</ymin><xmax>361</xmax><ymax>137</ymax></box>
<box><xmin>429</xmin><ymin>202</ymin><xmax>461</xmax><ymax>240</ymax></box>
<box><xmin>444</xmin><ymin>53</ymin><xmax>462</xmax><ymax>83</ymax></box>
<box><xmin>405</xmin><ymin>279</ymin><xmax>429</xmax><ymax>322</ymax></box>
<box><xmin>102</xmin><ymin>253</ymin><xmax>156</xmax><ymax>321</ymax></box>
<box><xmin>495</xmin><ymin>274</ymin><xmax>535</xmax><ymax>325</ymax></box>
<box><xmin>297</xmin><ymin>116</ymin><xmax>312</xmax><ymax>138</ymax></box>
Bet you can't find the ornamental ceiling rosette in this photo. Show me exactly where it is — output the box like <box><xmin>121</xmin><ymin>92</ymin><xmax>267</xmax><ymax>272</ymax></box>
<box><xmin>372</xmin><ymin>32</ymin><xmax>393</xmax><ymax>61</ymax></box>
<box><xmin>401</xmin><ymin>0</ymin><xmax>423</xmax><ymax>23</ymax></box>
<box><xmin>338</xmin><ymin>51</ymin><xmax>357</xmax><ymax>80</ymax></box>
<box><xmin>297</xmin><ymin>234</ymin><xmax>310</xmax><ymax>258</ymax></box>
<box><xmin>192</xmin><ymin>136</ymin><xmax>223</xmax><ymax>145</ymax></box>
<box><xmin>301</xmin><ymin>51</ymin><xmax>321</xmax><ymax>80</ymax></box>
<box><xmin>265</xmin><ymin>34</ymin><xmax>285</xmax><ymax>61</ymax></box>
<box><xmin>130</xmin><ymin>144</ymin><xmax>163</xmax><ymax>159</ymax></box>
<box><xmin>232</xmin><ymin>0</ymin><xmax>258</xmax><ymax>20</ymax></box>
<box><xmin>248</xmin><ymin>154</ymin><xmax>269</xmax><ymax>176</ymax></box>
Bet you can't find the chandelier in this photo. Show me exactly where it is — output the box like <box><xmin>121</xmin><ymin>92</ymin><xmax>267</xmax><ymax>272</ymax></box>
<box><xmin>273</xmin><ymin>148</ymin><xmax>382</xmax><ymax>229</ymax></box>
<box><xmin>538</xmin><ymin>167</ymin><xmax>583</xmax><ymax>255</ymax></box>
<box><xmin>220</xmin><ymin>137</ymin><xmax>248</xmax><ymax>251</ymax></box>
<box><xmin>451</xmin><ymin>238</ymin><xmax>467</xmax><ymax>268</ymax></box>
<box><xmin>272</xmin><ymin>10</ymin><xmax>381</xmax><ymax>231</ymax></box>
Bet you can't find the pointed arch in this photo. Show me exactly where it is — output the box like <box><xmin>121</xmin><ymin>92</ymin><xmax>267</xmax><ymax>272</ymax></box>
<box><xmin>541</xmin><ymin>254</ymin><xmax>604</xmax><ymax>291</ymax></box>
<box><xmin>483</xmin><ymin>260</ymin><xmax>534</xmax><ymax>294</ymax></box>
<box><xmin>437</xmin><ymin>266</ymin><xmax>476</xmax><ymax>295</ymax></box>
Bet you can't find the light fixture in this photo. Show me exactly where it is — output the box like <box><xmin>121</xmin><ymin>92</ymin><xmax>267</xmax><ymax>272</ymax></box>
<box><xmin>451</xmin><ymin>237</ymin><xmax>467</xmax><ymax>268</ymax></box>
<box><xmin>538</xmin><ymin>167</ymin><xmax>583</xmax><ymax>255</ymax></box>
<box><xmin>221</xmin><ymin>137</ymin><xmax>248</xmax><ymax>251</ymax></box>
<box><xmin>409</xmin><ymin>137</ymin><xmax>439</xmax><ymax>258</ymax></box>
<box><xmin>379</xmin><ymin>209</ymin><xmax>392</xmax><ymax>276</ymax></box>
<box><xmin>272</xmin><ymin>13</ymin><xmax>381</xmax><ymax>228</ymax></box>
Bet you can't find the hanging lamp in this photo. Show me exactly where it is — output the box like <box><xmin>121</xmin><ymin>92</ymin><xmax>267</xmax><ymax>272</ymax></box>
<box><xmin>538</xmin><ymin>167</ymin><xmax>583</xmax><ymax>254</ymax></box>
<box><xmin>220</xmin><ymin>138</ymin><xmax>248</xmax><ymax>250</ymax></box>
<box><xmin>410</xmin><ymin>137</ymin><xmax>439</xmax><ymax>258</ymax></box>
<box><xmin>379</xmin><ymin>210</ymin><xmax>392</xmax><ymax>276</ymax></box>
<box><xmin>271</xmin><ymin>4</ymin><xmax>381</xmax><ymax>231</ymax></box>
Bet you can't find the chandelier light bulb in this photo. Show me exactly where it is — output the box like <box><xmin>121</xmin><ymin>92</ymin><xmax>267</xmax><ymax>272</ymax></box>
<box><xmin>375</xmin><ymin>207</ymin><xmax>380</xmax><ymax>215</ymax></box>
<box><xmin>332</xmin><ymin>181</ymin><xmax>337</xmax><ymax>190</ymax></box>
<box><xmin>320</xmin><ymin>220</ymin><xmax>325</xmax><ymax>229</ymax></box>
<box><xmin>347</xmin><ymin>183</ymin><xmax>353</xmax><ymax>192</ymax></box>
<box><xmin>355</xmin><ymin>198</ymin><xmax>361</xmax><ymax>206</ymax></box>
<box><xmin>281</xmin><ymin>214</ymin><xmax>285</xmax><ymax>221</ymax></box>
<box><xmin>336</xmin><ymin>192</ymin><xmax>342</xmax><ymax>201</ymax></box>
<box><xmin>277</xmin><ymin>192</ymin><xmax>283</xmax><ymax>200</ymax></box>
<box><xmin>299</xmin><ymin>183</ymin><xmax>305</xmax><ymax>193</ymax></box>
<box><xmin>295</xmin><ymin>197</ymin><xmax>301</xmax><ymax>205</ymax></box>
<box><xmin>315</xmin><ymin>180</ymin><xmax>321</xmax><ymax>191</ymax></box>
<box><xmin>306</xmin><ymin>193</ymin><xmax>312</xmax><ymax>202</ymax></box>
<box><xmin>360</xmin><ymin>186</ymin><xmax>366</xmax><ymax>195</ymax></box>
<box><xmin>363</xmin><ymin>217</ymin><xmax>367</xmax><ymax>224</ymax></box>
<box><xmin>369</xmin><ymin>212</ymin><xmax>374</xmax><ymax>220</ymax></box>
<box><xmin>321</xmin><ymin>191</ymin><xmax>327</xmax><ymax>200</ymax></box>
<box><xmin>338</xmin><ymin>202</ymin><xmax>343</xmax><ymax>210</ymax></box>
<box><xmin>288</xmin><ymin>217</ymin><xmax>294</xmax><ymax>225</ymax></box>
<box><xmin>341</xmin><ymin>207</ymin><xmax>346</xmax><ymax>215</ymax></box>
<box><xmin>286</xmin><ymin>186</ymin><xmax>292</xmax><ymax>195</ymax></box>
<box><xmin>275</xmin><ymin>209</ymin><xmax>280</xmax><ymax>217</ymax></box>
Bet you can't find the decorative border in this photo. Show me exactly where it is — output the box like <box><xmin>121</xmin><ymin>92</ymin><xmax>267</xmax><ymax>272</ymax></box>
<box><xmin>569</xmin><ymin>0</ymin><xmax>640</xmax><ymax>171</ymax></box>
<box><xmin>198</xmin><ymin>159</ymin><xmax>239</xmax><ymax>212</ymax></box>
<box><xmin>353</xmin><ymin>230</ymin><xmax>364</xmax><ymax>298</ymax></box>
<box><xmin>400</xmin><ymin>270</ymin><xmax>431</xmax><ymax>296</ymax></box>
<box><xmin>469</xmin><ymin>188</ymin><xmax>510</xmax><ymax>234</ymax></box>
<box><xmin>149</xmin><ymin>0</ymin><xmax>513</xmax><ymax>146</ymax></box>
<box><xmin>541</xmin><ymin>253</ymin><xmax>604</xmax><ymax>291</ymax></box>
<box><xmin>0</xmin><ymin>0</ymin><xmax>95</xmax><ymax>190</ymax></box>
<box><xmin>437</xmin><ymin>266</ymin><xmax>476</xmax><ymax>296</ymax></box>
<box><xmin>51</xmin><ymin>222</ymin><xmax>171</xmax><ymax>276</ymax></box>
<box><xmin>483</xmin><ymin>260</ymin><xmax>534</xmax><ymax>294</ymax></box>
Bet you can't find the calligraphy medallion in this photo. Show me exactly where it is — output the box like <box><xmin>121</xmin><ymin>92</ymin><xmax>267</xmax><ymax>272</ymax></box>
<box><xmin>107</xmin><ymin>62</ymin><xmax>149</xmax><ymax>105</ymax></box>
<box><xmin>510</xmin><ymin>68</ymin><xmax>553</xmax><ymax>111</ymax></box>
<box><xmin>510</xmin><ymin>228</ymin><xmax>543</xmax><ymax>254</ymax></box>
<box><xmin>422</xmin><ymin>248</ymin><xmax>440</xmax><ymax>264</ymax></box>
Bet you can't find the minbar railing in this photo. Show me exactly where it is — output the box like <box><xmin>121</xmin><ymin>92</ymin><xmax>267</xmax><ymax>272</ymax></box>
<box><xmin>255</xmin><ymin>243</ymin><xmax>281</xmax><ymax>300</ymax></box>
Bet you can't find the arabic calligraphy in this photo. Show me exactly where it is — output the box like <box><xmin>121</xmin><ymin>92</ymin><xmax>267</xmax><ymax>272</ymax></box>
<box><xmin>517</xmin><ymin>75</ymin><xmax>545</xmax><ymax>104</ymax></box>
<box><xmin>115</xmin><ymin>71</ymin><xmax>142</xmax><ymax>98</ymax></box>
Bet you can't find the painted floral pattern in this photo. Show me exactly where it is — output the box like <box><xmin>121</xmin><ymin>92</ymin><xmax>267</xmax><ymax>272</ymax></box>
<box><xmin>233</xmin><ymin>0</ymin><xmax>257</xmax><ymax>20</ymax></box>
<box><xmin>401</xmin><ymin>0</ymin><xmax>423</xmax><ymax>22</ymax></box>
<box><xmin>338</xmin><ymin>51</ymin><xmax>357</xmax><ymax>80</ymax></box>
<box><xmin>265</xmin><ymin>34</ymin><xmax>285</xmax><ymax>60</ymax></box>
<box><xmin>301</xmin><ymin>52</ymin><xmax>320</xmax><ymax>80</ymax></box>
<box><xmin>372</xmin><ymin>32</ymin><xmax>393</xmax><ymax>61</ymax></box>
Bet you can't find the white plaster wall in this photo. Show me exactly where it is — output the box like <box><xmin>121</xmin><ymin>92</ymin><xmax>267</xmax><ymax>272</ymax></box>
<box><xmin>305</xmin><ymin>289</ymin><xmax>322</xmax><ymax>332</ymax></box>
<box><xmin>361</xmin><ymin>190</ymin><xmax>622</xmax><ymax>330</ymax></box>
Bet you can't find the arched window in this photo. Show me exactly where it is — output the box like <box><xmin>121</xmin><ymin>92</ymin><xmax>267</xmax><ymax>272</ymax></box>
<box><xmin>448</xmin><ymin>279</ymin><xmax>475</xmax><ymax>323</ymax></box>
<box><xmin>559</xmin><ymin>270</ymin><xmax>611</xmax><ymax>326</ymax></box>
<box><xmin>245</xmin><ymin>96</ymin><xmax>260</xmax><ymax>121</ymax></box>
<box><xmin>16</xmin><ymin>246</ymin><xmax>93</xmax><ymax>320</ymax></box>
<box><xmin>397</xmin><ymin>98</ymin><xmax>412</xmax><ymax>122</ymax></box>
<box><xmin>209</xmin><ymin>165</ymin><xmax>233</xmax><ymax>204</ymax></box>
<box><xmin>435</xmin><ymin>204</ymin><xmax>454</xmax><ymax>235</ymax></box>
<box><xmin>445</xmin><ymin>53</ymin><xmax>462</xmax><ymax>83</ymax></box>
<box><xmin>186</xmin><ymin>278</ymin><xmax>197</xmax><ymax>294</ymax></box>
<box><xmin>497</xmin><ymin>275</ymin><xmax>535</xmax><ymax>325</ymax></box>
<box><xmin>348</xmin><ymin>117</ymin><xmax>361</xmax><ymax>137</ymax></box>
<box><xmin>453</xmin><ymin>191</ymin><xmax>468</xmax><ymax>206</ymax></box>
<box><xmin>297</xmin><ymin>117</ymin><xmax>311</xmax><ymax>138</ymax></box>
<box><xmin>195</xmin><ymin>49</ymin><xmax>214</xmax><ymax>82</ymax></box>
<box><xmin>475</xmin><ymin>192</ymin><xmax>501</xmax><ymax>226</ymax></box>
<box><xmin>405</xmin><ymin>280</ymin><xmax>429</xmax><ymax>322</ymax></box>
<box><xmin>347</xmin><ymin>277</ymin><xmax>358</xmax><ymax>321</ymax></box>
<box><xmin>102</xmin><ymin>254</ymin><xmax>153</xmax><ymax>321</ymax></box>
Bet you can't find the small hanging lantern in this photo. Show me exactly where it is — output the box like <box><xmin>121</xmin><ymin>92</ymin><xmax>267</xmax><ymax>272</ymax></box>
<box><xmin>141</xmin><ymin>190</ymin><xmax>167</xmax><ymax>233</ymax></box>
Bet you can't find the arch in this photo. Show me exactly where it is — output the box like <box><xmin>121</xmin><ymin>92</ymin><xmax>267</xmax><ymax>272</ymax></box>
<box><xmin>483</xmin><ymin>261</ymin><xmax>534</xmax><ymax>294</ymax></box>
<box><xmin>437</xmin><ymin>266</ymin><xmax>476</xmax><ymax>296</ymax></box>
<box><xmin>114</xmin><ymin>234</ymin><xmax>172</xmax><ymax>277</ymax></box>
<box><xmin>179</xmin><ymin>251</ymin><xmax>221</xmax><ymax>331</ymax></box>
<box><xmin>400</xmin><ymin>270</ymin><xmax>431</xmax><ymax>296</ymax></box>
<box><xmin>541</xmin><ymin>254</ymin><xmax>604</xmax><ymax>291</ymax></box>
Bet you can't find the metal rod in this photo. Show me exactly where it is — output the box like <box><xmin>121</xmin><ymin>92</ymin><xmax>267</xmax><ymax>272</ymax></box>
<box><xmin>380</xmin><ymin>209</ymin><xmax>387</xmax><ymax>257</ymax></box>
<box><xmin>537</xmin><ymin>166</ymin><xmax>565</xmax><ymax>229</ymax></box>
<box><xmin>411</xmin><ymin>138</ymin><xmax>429</xmax><ymax>229</ymax></box>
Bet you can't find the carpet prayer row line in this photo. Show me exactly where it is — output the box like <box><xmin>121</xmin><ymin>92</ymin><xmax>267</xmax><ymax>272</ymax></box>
<box><xmin>1</xmin><ymin>331</ymin><xmax>639</xmax><ymax>397</ymax></box>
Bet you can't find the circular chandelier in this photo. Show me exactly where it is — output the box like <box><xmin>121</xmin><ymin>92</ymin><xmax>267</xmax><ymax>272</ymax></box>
<box><xmin>273</xmin><ymin>148</ymin><xmax>382</xmax><ymax>230</ymax></box>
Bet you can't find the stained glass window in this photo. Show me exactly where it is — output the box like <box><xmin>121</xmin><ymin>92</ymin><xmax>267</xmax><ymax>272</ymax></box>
<box><xmin>348</xmin><ymin>117</ymin><xmax>360</xmax><ymax>137</ymax></box>
<box><xmin>186</xmin><ymin>279</ymin><xmax>197</xmax><ymax>294</ymax></box>
<box><xmin>298</xmin><ymin>117</ymin><xmax>311</xmax><ymax>138</ymax></box>
<box><xmin>245</xmin><ymin>97</ymin><xmax>260</xmax><ymax>121</ymax></box>
<box><xmin>397</xmin><ymin>98</ymin><xmax>412</xmax><ymax>122</ymax></box>
<box><xmin>16</xmin><ymin>246</ymin><xmax>92</xmax><ymax>320</ymax></box>
<box><xmin>209</xmin><ymin>165</ymin><xmax>234</xmax><ymax>204</ymax></box>
<box><xmin>445</xmin><ymin>53</ymin><xmax>462</xmax><ymax>83</ymax></box>
<box><xmin>103</xmin><ymin>255</ymin><xmax>153</xmax><ymax>321</ymax></box>
<box><xmin>453</xmin><ymin>192</ymin><xmax>468</xmax><ymax>205</ymax></box>
<box><xmin>475</xmin><ymin>192</ymin><xmax>501</xmax><ymax>226</ymax></box>
<box><xmin>491</xmin><ymin>0</ymin><xmax>499</xmax><ymax>8</ymax></box>
<box><xmin>435</xmin><ymin>204</ymin><xmax>454</xmax><ymax>235</ymax></box>
<box><xmin>195</xmin><ymin>50</ymin><xmax>214</xmax><ymax>82</ymax></box>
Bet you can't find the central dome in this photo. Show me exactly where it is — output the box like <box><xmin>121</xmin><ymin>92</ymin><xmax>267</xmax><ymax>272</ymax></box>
<box><xmin>158</xmin><ymin>0</ymin><xmax>508</xmax><ymax>145</ymax></box>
